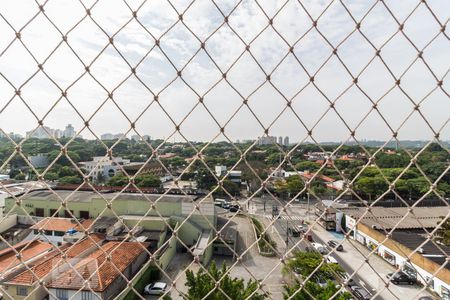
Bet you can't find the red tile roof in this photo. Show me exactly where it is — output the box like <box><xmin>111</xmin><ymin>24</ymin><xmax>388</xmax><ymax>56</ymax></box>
<box><xmin>5</xmin><ymin>234</ymin><xmax>104</xmax><ymax>286</ymax></box>
<box><xmin>47</xmin><ymin>242</ymin><xmax>149</xmax><ymax>292</ymax></box>
<box><xmin>300</xmin><ymin>172</ymin><xmax>335</xmax><ymax>183</ymax></box>
<box><xmin>31</xmin><ymin>218</ymin><xmax>94</xmax><ymax>233</ymax></box>
<box><xmin>0</xmin><ymin>240</ymin><xmax>54</xmax><ymax>275</ymax></box>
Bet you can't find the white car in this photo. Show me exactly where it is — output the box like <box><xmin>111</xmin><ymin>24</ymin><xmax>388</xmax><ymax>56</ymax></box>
<box><xmin>144</xmin><ymin>282</ymin><xmax>167</xmax><ymax>295</ymax></box>
<box><xmin>325</xmin><ymin>255</ymin><xmax>338</xmax><ymax>264</ymax></box>
<box><xmin>311</xmin><ymin>242</ymin><xmax>328</xmax><ymax>255</ymax></box>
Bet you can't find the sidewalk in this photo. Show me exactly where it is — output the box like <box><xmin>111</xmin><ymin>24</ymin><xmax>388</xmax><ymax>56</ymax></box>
<box><xmin>311</xmin><ymin>224</ymin><xmax>433</xmax><ymax>300</ymax></box>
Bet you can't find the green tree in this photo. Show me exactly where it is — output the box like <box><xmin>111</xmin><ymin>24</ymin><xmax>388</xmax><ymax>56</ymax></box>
<box><xmin>195</xmin><ymin>168</ymin><xmax>217</xmax><ymax>190</ymax></box>
<box><xmin>285</xmin><ymin>251</ymin><xmax>345</xmax><ymax>282</ymax></box>
<box><xmin>354</xmin><ymin>176</ymin><xmax>388</xmax><ymax>201</ymax></box>
<box><xmin>107</xmin><ymin>174</ymin><xmax>129</xmax><ymax>186</ymax></box>
<box><xmin>44</xmin><ymin>172</ymin><xmax>59</xmax><ymax>181</ymax></box>
<box><xmin>48</xmin><ymin>150</ymin><xmax>80</xmax><ymax>166</ymax></box>
<box><xmin>185</xmin><ymin>262</ymin><xmax>268</xmax><ymax>300</ymax></box>
<box><xmin>214</xmin><ymin>179</ymin><xmax>240</xmax><ymax>196</ymax></box>
<box><xmin>295</xmin><ymin>161</ymin><xmax>320</xmax><ymax>172</ymax></box>
<box><xmin>58</xmin><ymin>176</ymin><xmax>82</xmax><ymax>184</ymax></box>
<box><xmin>286</xmin><ymin>175</ymin><xmax>305</xmax><ymax>196</ymax></box>
<box><xmin>375</xmin><ymin>152</ymin><xmax>409</xmax><ymax>168</ymax></box>
<box><xmin>135</xmin><ymin>173</ymin><xmax>162</xmax><ymax>188</ymax></box>
<box><xmin>274</xmin><ymin>179</ymin><xmax>288</xmax><ymax>197</ymax></box>
<box><xmin>58</xmin><ymin>166</ymin><xmax>78</xmax><ymax>177</ymax></box>
<box><xmin>435</xmin><ymin>217</ymin><xmax>450</xmax><ymax>246</ymax></box>
<box><xmin>283</xmin><ymin>281</ymin><xmax>351</xmax><ymax>300</ymax></box>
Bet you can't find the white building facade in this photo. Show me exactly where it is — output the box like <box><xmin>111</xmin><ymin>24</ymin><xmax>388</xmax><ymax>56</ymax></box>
<box><xmin>345</xmin><ymin>215</ymin><xmax>450</xmax><ymax>299</ymax></box>
<box><xmin>79</xmin><ymin>156</ymin><xmax>131</xmax><ymax>181</ymax></box>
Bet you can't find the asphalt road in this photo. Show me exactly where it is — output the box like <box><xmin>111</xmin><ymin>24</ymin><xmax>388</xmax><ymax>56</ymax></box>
<box><xmin>271</xmin><ymin>216</ymin><xmax>377</xmax><ymax>298</ymax></box>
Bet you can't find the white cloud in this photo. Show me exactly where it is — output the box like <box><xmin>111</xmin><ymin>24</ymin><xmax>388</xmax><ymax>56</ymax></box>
<box><xmin>0</xmin><ymin>0</ymin><xmax>448</xmax><ymax>142</ymax></box>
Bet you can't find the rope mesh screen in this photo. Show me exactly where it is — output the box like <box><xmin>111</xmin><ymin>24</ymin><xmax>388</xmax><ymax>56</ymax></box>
<box><xmin>0</xmin><ymin>0</ymin><xmax>449</xmax><ymax>300</ymax></box>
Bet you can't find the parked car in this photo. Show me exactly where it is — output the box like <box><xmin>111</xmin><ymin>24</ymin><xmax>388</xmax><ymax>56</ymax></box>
<box><xmin>311</xmin><ymin>242</ymin><xmax>328</xmax><ymax>255</ymax></box>
<box><xmin>144</xmin><ymin>282</ymin><xmax>167</xmax><ymax>295</ymax></box>
<box><xmin>304</xmin><ymin>246</ymin><xmax>315</xmax><ymax>253</ymax></box>
<box><xmin>386</xmin><ymin>272</ymin><xmax>416</xmax><ymax>285</ymax></box>
<box><xmin>221</xmin><ymin>202</ymin><xmax>231</xmax><ymax>209</ymax></box>
<box><xmin>214</xmin><ymin>198</ymin><xmax>227</xmax><ymax>207</ymax></box>
<box><xmin>327</xmin><ymin>240</ymin><xmax>344</xmax><ymax>251</ymax></box>
<box><xmin>337</xmin><ymin>272</ymin><xmax>357</xmax><ymax>287</ymax></box>
<box><xmin>350</xmin><ymin>285</ymin><xmax>372</xmax><ymax>300</ymax></box>
<box><xmin>325</xmin><ymin>255</ymin><xmax>338</xmax><ymax>264</ymax></box>
<box><xmin>229</xmin><ymin>204</ymin><xmax>241</xmax><ymax>212</ymax></box>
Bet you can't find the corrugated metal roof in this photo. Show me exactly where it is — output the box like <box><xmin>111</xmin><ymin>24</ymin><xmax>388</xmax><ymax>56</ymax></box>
<box><xmin>343</xmin><ymin>206</ymin><xmax>448</xmax><ymax>230</ymax></box>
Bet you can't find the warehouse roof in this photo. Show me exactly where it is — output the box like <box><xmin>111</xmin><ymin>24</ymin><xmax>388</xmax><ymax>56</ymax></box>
<box><xmin>390</xmin><ymin>230</ymin><xmax>450</xmax><ymax>270</ymax></box>
<box><xmin>16</xmin><ymin>190</ymin><xmax>206</xmax><ymax>203</ymax></box>
<box><xmin>343</xmin><ymin>206</ymin><xmax>447</xmax><ymax>230</ymax></box>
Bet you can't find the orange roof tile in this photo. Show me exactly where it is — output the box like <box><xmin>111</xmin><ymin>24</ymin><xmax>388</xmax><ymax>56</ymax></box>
<box><xmin>47</xmin><ymin>242</ymin><xmax>149</xmax><ymax>292</ymax></box>
<box><xmin>31</xmin><ymin>218</ymin><xmax>93</xmax><ymax>233</ymax></box>
<box><xmin>5</xmin><ymin>235</ymin><xmax>104</xmax><ymax>286</ymax></box>
<box><xmin>0</xmin><ymin>240</ymin><xmax>54</xmax><ymax>275</ymax></box>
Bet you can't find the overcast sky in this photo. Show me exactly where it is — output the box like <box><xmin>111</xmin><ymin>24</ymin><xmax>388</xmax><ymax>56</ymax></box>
<box><xmin>0</xmin><ymin>0</ymin><xmax>449</xmax><ymax>143</ymax></box>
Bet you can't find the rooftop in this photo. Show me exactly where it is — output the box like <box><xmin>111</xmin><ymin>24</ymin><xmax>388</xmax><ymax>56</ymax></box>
<box><xmin>47</xmin><ymin>241</ymin><xmax>149</xmax><ymax>292</ymax></box>
<box><xmin>390</xmin><ymin>229</ymin><xmax>450</xmax><ymax>270</ymax></box>
<box><xmin>16</xmin><ymin>189</ymin><xmax>204</xmax><ymax>203</ymax></box>
<box><xmin>4</xmin><ymin>234</ymin><xmax>104</xmax><ymax>286</ymax></box>
<box><xmin>343</xmin><ymin>206</ymin><xmax>447</xmax><ymax>230</ymax></box>
<box><xmin>0</xmin><ymin>240</ymin><xmax>54</xmax><ymax>275</ymax></box>
<box><xmin>31</xmin><ymin>218</ymin><xmax>94</xmax><ymax>233</ymax></box>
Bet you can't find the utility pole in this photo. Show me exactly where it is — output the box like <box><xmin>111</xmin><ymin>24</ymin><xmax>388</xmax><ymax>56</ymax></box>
<box><xmin>285</xmin><ymin>219</ymin><xmax>289</xmax><ymax>252</ymax></box>
<box><xmin>307</xmin><ymin>191</ymin><xmax>310</xmax><ymax>222</ymax></box>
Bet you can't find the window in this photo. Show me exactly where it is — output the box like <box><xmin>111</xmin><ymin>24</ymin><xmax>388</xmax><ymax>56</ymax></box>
<box><xmin>54</xmin><ymin>231</ymin><xmax>65</xmax><ymax>237</ymax></box>
<box><xmin>55</xmin><ymin>289</ymin><xmax>68</xmax><ymax>300</ymax></box>
<box><xmin>33</xmin><ymin>229</ymin><xmax>39</xmax><ymax>234</ymax></box>
<box><xmin>383</xmin><ymin>251</ymin><xmax>396</xmax><ymax>265</ymax></box>
<box><xmin>50</xmin><ymin>209</ymin><xmax>58</xmax><ymax>216</ymax></box>
<box><xmin>64</xmin><ymin>209</ymin><xmax>73</xmax><ymax>218</ymax></box>
<box><xmin>81</xmin><ymin>291</ymin><xmax>93</xmax><ymax>300</ymax></box>
<box><xmin>17</xmin><ymin>287</ymin><xmax>27</xmax><ymax>296</ymax></box>
<box><xmin>35</xmin><ymin>208</ymin><xmax>44</xmax><ymax>217</ymax></box>
<box><xmin>79</xmin><ymin>210</ymin><xmax>90</xmax><ymax>219</ymax></box>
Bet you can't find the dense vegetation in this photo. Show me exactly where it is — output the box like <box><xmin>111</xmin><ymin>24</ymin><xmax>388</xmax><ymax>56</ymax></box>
<box><xmin>251</xmin><ymin>217</ymin><xmax>277</xmax><ymax>255</ymax></box>
<box><xmin>283</xmin><ymin>251</ymin><xmax>351</xmax><ymax>300</ymax></box>
<box><xmin>0</xmin><ymin>137</ymin><xmax>448</xmax><ymax>200</ymax></box>
<box><xmin>185</xmin><ymin>262</ymin><xmax>268</xmax><ymax>299</ymax></box>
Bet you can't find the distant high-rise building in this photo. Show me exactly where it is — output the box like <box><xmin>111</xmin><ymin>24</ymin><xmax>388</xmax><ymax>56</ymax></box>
<box><xmin>63</xmin><ymin>124</ymin><xmax>75</xmax><ymax>138</ymax></box>
<box><xmin>26</xmin><ymin>126</ymin><xmax>54</xmax><ymax>139</ymax></box>
<box><xmin>101</xmin><ymin>133</ymin><xmax>126</xmax><ymax>140</ymax></box>
<box><xmin>26</xmin><ymin>125</ymin><xmax>76</xmax><ymax>140</ymax></box>
<box><xmin>258</xmin><ymin>136</ymin><xmax>277</xmax><ymax>145</ymax></box>
<box><xmin>284</xmin><ymin>136</ymin><xmax>289</xmax><ymax>147</ymax></box>
<box><xmin>54</xmin><ymin>129</ymin><xmax>63</xmax><ymax>139</ymax></box>
<box><xmin>101</xmin><ymin>133</ymin><xmax>114</xmax><ymax>140</ymax></box>
<box><xmin>278</xmin><ymin>136</ymin><xmax>283</xmax><ymax>145</ymax></box>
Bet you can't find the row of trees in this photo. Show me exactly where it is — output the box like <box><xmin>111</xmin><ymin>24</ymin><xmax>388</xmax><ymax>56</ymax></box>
<box><xmin>107</xmin><ymin>173</ymin><xmax>162</xmax><ymax>188</ymax></box>
<box><xmin>1</xmin><ymin>137</ymin><xmax>448</xmax><ymax>200</ymax></box>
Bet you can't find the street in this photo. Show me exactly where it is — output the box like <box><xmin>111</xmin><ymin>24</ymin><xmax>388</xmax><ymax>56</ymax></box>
<box><xmin>245</xmin><ymin>196</ymin><xmax>434</xmax><ymax>300</ymax></box>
